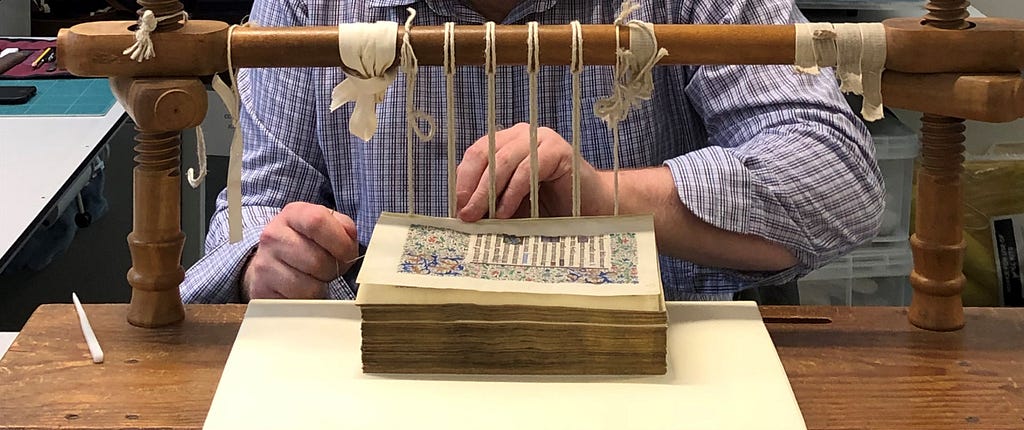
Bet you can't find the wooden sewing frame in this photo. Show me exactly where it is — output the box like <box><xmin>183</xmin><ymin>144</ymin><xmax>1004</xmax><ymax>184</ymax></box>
<box><xmin>54</xmin><ymin>0</ymin><xmax>1023</xmax><ymax>331</ymax></box>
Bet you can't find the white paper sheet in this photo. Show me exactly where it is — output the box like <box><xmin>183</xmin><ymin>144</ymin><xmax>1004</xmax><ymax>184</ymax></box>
<box><xmin>204</xmin><ymin>300</ymin><xmax>806</xmax><ymax>430</ymax></box>
<box><xmin>358</xmin><ymin>213</ymin><xmax>662</xmax><ymax>297</ymax></box>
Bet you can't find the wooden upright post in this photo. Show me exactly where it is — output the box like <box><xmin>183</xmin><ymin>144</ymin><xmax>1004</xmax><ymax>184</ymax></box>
<box><xmin>111</xmin><ymin>76</ymin><xmax>206</xmax><ymax>327</ymax></box>
<box><xmin>909</xmin><ymin>115</ymin><xmax>966</xmax><ymax>330</ymax></box>
<box><xmin>103</xmin><ymin>0</ymin><xmax>202</xmax><ymax>328</ymax></box>
<box><xmin>908</xmin><ymin>0</ymin><xmax>970</xmax><ymax>331</ymax></box>
<box><xmin>126</xmin><ymin>128</ymin><xmax>187</xmax><ymax>327</ymax></box>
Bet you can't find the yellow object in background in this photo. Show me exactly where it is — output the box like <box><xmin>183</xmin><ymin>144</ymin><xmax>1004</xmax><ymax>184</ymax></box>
<box><xmin>961</xmin><ymin>227</ymin><xmax>1001</xmax><ymax>306</ymax></box>
<box><xmin>912</xmin><ymin>144</ymin><xmax>1024</xmax><ymax>306</ymax></box>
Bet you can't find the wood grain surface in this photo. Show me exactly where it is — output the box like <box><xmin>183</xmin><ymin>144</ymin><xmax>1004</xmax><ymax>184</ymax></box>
<box><xmin>2</xmin><ymin>304</ymin><xmax>1023</xmax><ymax>429</ymax></box>
<box><xmin>0</xmin><ymin>304</ymin><xmax>244</xmax><ymax>429</ymax></box>
<box><xmin>764</xmin><ymin>306</ymin><xmax>1024</xmax><ymax>429</ymax></box>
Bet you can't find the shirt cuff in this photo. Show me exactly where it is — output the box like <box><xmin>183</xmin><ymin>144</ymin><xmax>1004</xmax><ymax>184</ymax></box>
<box><xmin>182</xmin><ymin>205</ymin><xmax>361</xmax><ymax>303</ymax></box>
<box><xmin>663</xmin><ymin>147</ymin><xmax>814</xmax><ymax>288</ymax></box>
<box><xmin>665</xmin><ymin>146</ymin><xmax>759</xmax><ymax>236</ymax></box>
<box><xmin>181</xmin><ymin>206</ymin><xmax>277</xmax><ymax>303</ymax></box>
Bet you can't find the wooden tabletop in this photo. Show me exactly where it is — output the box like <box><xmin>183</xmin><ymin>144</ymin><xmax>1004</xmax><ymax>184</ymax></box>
<box><xmin>1</xmin><ymin>304</ymin><xmax>1022</xmax><ymax>429</ymax></box>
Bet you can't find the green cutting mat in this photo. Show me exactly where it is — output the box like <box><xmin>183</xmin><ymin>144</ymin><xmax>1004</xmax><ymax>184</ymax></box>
<box><xmin>0</xmin><ymin>79</ymin><xmax>116</xmax><ymax>116</ymax></box>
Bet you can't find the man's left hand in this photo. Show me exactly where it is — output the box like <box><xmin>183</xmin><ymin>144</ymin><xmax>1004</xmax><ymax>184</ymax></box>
<box><xmin>455</xmin><ymin>123</ymin><xmax>602</xmax><ymax>221</ymax></box>
<box><xmin>453</xmin><ymin>122</ymin><xmax>800</xmax><ymax>272</ymax></box>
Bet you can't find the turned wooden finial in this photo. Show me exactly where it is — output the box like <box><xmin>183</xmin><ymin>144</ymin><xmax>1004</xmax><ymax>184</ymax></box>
<box><xmin>924</xmin><ymin>0</ymin><xmax>972</xmax><ymax>30</ymax></box>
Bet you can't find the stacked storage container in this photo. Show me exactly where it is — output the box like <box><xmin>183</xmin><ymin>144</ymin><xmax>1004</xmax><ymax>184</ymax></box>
<box><xmin>794</xmin><ymin>0</ymin><xmax>923</xmax><ymax>10</ymax></box>
<box><xmin>797</xmin><ymin>96</ymin><xmax>918</xmax><ymax>306</ymax></box>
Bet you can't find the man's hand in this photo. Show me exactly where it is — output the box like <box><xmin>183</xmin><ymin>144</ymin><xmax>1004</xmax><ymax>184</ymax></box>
<box><xmin>242</xmin><ymin>202</ymin><xmax>359</xmax><ymax>300</ymax></box>
<box><xmin>456</xmin><ymin>123</ymin><xmax>603</xmax><ymax>221</ymax></box>
<box><xmin>453</xmin><ymin>123</ymin><xmax>799</xmax><ymax>272</ymax></box>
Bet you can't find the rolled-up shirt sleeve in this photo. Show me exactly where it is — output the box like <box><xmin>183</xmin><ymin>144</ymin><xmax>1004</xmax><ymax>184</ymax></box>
<box><xmin>662</xmin><ymin>1</ymin><xmax>885</xmax><ymax>293</ymax></box>
<box><xmin>181</xmin><ymin>0</ymin><xmax>350</xmax><ymax>303</ymax></box>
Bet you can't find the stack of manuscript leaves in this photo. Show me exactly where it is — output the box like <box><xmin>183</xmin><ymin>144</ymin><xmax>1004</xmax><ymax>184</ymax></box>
<box><xmin>355</xmin><ymin>213</ymin><xmax>667</xmax><ymax>375</ymax></box>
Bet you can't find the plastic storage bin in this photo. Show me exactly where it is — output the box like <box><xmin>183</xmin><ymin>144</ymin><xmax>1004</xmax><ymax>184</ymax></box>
<box><xmin>795</xmin><ymin>0</ymin><xmax>922</xmax><ymax>10</ymax></box>
<box><xmin>847</xmin><ymin>95</ymin><xmax>920</xmax><ymax>243</ymax></box>
<box><xmin>798</xmin><ymin>241</ymin><xmax>913</xmax><ymax>306</ymax></box>
<box><xmin>870</xmin><ymin>116</ymin><xmax>919</xmax><ymax>242</ymax></box>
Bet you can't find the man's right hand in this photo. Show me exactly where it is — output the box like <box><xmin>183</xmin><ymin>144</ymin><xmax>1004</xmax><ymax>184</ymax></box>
<box><xmin>242</xmin><ymin>202</ymin><xmax>359</xmax><ymax>300</ymax></box>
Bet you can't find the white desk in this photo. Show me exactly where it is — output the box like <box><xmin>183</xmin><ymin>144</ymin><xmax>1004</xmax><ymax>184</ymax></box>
<box><xmin>0</xmin><ymin>103</ymin><xmax>126</xmax><ymax>267</ymax></box>
<box><xmin>0</xmin><ymin>331</ymin><xmax>16</xmax><ymax>359</ymax></box>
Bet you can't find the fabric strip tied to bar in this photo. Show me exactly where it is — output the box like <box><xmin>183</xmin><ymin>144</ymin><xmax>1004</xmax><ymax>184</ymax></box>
<box><xmin>221</xmin><ymin>24</ymin><xmax>245</xmax><ymax>243</ymax></box>
<box><xmin>329</xmin><ymin>20</ymin><xmax>400</xmax><ymax>141</ymax></box>
<box><xmin>593</xmin><ymin>0</ymin><xmax>669</xmax><ymax>215</ymax></box>
<box><xmin>793</xmin><ymin>22</ymin><xmax>887</xmax><ymax>121</ymax></box>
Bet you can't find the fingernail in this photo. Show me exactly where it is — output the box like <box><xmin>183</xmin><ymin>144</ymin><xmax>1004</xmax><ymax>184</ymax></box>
<box><xmin>458</xmin><ymin>207</ymin><xmax>477</xmax><ymax>222</ymax></box>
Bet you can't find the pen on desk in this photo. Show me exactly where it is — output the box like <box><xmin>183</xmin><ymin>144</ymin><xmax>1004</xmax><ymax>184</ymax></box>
<box><xmin>31</xmin><ymin>47</ymin><xmax>53</xmax><ymax>69</ymax></box>
<box><xmin>43</xmin><ymin>49</ymin><xmax>57</xmax><ymax>72</ymax></box>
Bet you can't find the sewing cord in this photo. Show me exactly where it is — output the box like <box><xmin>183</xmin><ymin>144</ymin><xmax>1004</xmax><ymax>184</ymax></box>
<box><xmin>401</xmin><ymin>8</ymin><xmax>419</xmax><ymax>214</ymax></box>
<box><xmin>594</xmin><ymin>0</ymin><xmax>668</xmax><ymax>215</ymax></box>
<box><xmin>484</xmin><ymin>21</ymin><xmax>497</xmax><ymax>219</ymax></box>
<box><xmin>123</xmin><ymin>10</ymin><xmax>189</xmax><ymax>62</ymax></box>
<box><xmin>186</xmin><ymin>125</ymin><xmax>208</xmax><ymax>187</ymax></box>
<box><xmin>570</xmin><ymin>21</ymin><xmax>583</xmax><ymax>218</ymax></box>
<box><xmin>444</xmin><ymin>22</ymin><xmax>457</xmax><ymax>218</ymax></box>
<box><xmin>527</xmin><ymin>21</ymin><xmax>540</xmax><ymax>218</ymax></box>
<box><xmin>612</xmin><ymin>6</ymin><xmax>627</xmax><ymax>216</ymax></box>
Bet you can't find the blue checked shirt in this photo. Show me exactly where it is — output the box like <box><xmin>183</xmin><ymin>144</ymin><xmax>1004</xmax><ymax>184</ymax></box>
<box><xmin>181</xmin><ymin>0</ymin><xmax>884</xmax><ymax>303</ymax></box>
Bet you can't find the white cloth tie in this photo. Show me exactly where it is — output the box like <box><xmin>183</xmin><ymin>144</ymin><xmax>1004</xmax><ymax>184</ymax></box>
<box><xmin>221</xmin><ymin>24</ymin><xmax>245</xmax><ymax>243</ymax></box>
<box><xmin>794</xmin><ymin>22</ymin><xmax>887</xmax><ymax>121</ymax></box>
<box><xmin>330</xmin><ymin>21</ymin><xmax>400</xmax><ymax>141</ymax></box>
<box><xmin>793</xmin><ymin>23</ymin><xmax>836</xmax><ymax>75</ymax></box>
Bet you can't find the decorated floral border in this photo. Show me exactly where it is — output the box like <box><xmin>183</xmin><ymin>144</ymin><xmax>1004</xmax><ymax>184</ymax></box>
<box><xmin>397</xmin><ymin>224</ymin><xmax>639</xmax><ymax>284</ymax></box>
